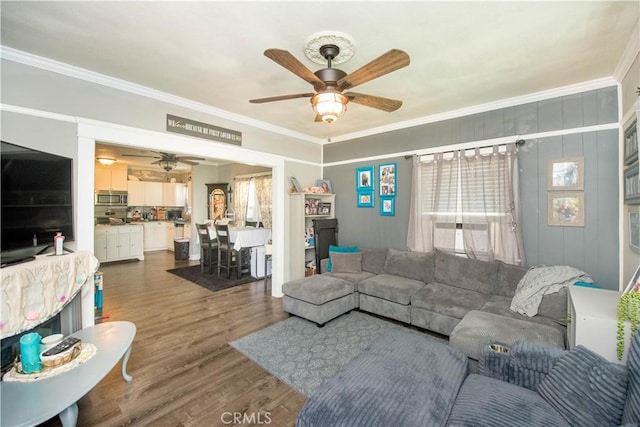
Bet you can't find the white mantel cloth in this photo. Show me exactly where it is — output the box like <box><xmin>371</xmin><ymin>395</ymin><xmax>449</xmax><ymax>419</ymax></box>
<box><xmin>510</xmin><ymin>265</ymin><xmax>593</xmax><ymax>317</ymax></box>
<box><xmin>0</xmin><ymin>251</ymin><xmax>99</xmax><ymax>339</ymax></box>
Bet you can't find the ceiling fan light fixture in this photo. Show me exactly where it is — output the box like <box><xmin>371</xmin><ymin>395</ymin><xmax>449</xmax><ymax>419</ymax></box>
<box><xmin>96</xmin><ymin>157</ymin><xmax>116</xmax><ymax>165</ymax></box>
<box><xmin>158</xmin><ymin>159</ymin><xmax>178</xmax><ymax>171</ymax></box>
<box><xmin>311</xmin><ymin>92</ymin><xmax>348</xmax><ymax>123</ymax></box>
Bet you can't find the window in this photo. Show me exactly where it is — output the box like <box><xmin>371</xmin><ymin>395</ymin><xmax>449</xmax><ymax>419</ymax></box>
<box><xmin>245</xmin><ymin>179</ymin><xmax>260</xmax><ymax>222</ymax></box>
<box><xmin>408</xmin><ymin>143</ymin><xmax>524</xmax><ymax>265</ymax></box>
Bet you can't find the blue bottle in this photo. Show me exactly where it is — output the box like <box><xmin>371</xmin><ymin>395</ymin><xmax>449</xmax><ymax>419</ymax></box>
<box><xmin>20</xmin><ymin>332</ymin><xmax>42</xmax><ymax>373</ymax></box>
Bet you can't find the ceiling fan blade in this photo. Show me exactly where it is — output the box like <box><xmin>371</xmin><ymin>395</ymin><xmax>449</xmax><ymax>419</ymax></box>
<box><xmin>176</xmin><ymin>156</ymin><xmax>205</xmax><ymax>161</ymax></box>
<box><xmin>149</xmin><ymin>160</ymin><xmax>162</xmax><ymax>165</ymax></box>
<box><xmin>121</xmin><ymin>154</ymin><xmax>161</xmax><ymax>159</ymax></box>
<box><xmin>178</xmin><ymin>159</ymin><xmax>200</xmax><ymax>166</ymax></box>
<box><xmin>338</xmin><ymin>49</ymin><xmax>410</xmax><ymax>91</ymax></box>
<box><xmin>249</xmin><ymin>93</ymin><xmax>315</xmax><ymax>104</ymax></box>
<box><xmin>345</xmin><ymin>92</ymin><xmax>403</xmax><ymax>112</ymax></box>
<box><xmin>264</xmin><ymin>49</ymin><xmax>326</xmax><ymax>91</ymax></box>
<box><xmin>314</xmin><ymin>114</ymin><xmax>323</xmax><ymax>122</ymax></box>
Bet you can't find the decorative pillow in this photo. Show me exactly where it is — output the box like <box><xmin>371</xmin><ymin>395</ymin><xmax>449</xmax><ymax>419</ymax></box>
<box><xmin>330</xmin><ymin>252</ymin><xmax>362</xmax><ymax>274</ymax></box>
<box><xmin>327</xmin><ymin>245</ymin><xmax>359</xmax><ymax>272</ymax></box>
<box><xmin>537</xmin><ymin>345</ymin><xmax>628</xmax><ymax>427</ymax></box>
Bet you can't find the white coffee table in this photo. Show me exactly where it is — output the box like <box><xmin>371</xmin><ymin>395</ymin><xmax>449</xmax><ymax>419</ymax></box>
<box><xmin>1</xmin><ymin>321</ymin><xmax>136</xmax><ymax>427</ymax></box>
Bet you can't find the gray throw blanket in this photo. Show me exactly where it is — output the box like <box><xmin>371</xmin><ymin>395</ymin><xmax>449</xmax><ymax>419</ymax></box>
<box><xmin>510</xmin><ymin>265</ymin><xmax>592</xmax><ymax>316</ymax></box>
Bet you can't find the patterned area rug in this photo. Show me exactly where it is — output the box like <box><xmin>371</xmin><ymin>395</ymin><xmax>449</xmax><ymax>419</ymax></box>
<box><xmin>230</xmin><ymin>311</ymin><xmax>445</xmax><ymax>396</ymax></box>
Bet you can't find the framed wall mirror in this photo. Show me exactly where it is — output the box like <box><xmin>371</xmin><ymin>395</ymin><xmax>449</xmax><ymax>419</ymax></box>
<box><xmin>206</xmin><ymin>183</ymin><xmax>229</xmax><ymax>221</ymax></box>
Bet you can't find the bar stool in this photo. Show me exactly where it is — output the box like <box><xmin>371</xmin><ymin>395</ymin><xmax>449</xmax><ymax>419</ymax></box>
<box><xmin>264</xmin><ymin>243</ymin><xmax>272</xmax><ymax>292</ymax></box>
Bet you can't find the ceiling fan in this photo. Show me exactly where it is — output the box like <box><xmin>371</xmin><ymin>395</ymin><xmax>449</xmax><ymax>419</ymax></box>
<box><xmin>249</xmin><ymin>44</ymin><xmax>410</xmax><ymax>123</ymax></box>
<box><xmin>122</xmin><ymin>151</ymin><xmax>205</xmax><ymax>171</ymax></box>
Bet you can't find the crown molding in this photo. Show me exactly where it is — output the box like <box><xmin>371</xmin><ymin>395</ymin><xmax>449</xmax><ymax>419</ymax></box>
<box><xmin>327</xmin><ymin>77</ymin><xmax>619</xmax><ymax>144</ymax></box>
<box><xmin>0</xmin><ymin>46</ymin><xmax>323</xmax><ymax>145</ymax></box>
<box><xmin>613</xmin><ymin>20</ymin><xmax>640</xmax><ymax>82</ymax></box>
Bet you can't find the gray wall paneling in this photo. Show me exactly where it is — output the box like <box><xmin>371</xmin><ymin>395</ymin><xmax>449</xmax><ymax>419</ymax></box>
<box><xmin>324</xmin><ymin>86</ymin><xmax>620</xmax><ymax>289</ymax></box>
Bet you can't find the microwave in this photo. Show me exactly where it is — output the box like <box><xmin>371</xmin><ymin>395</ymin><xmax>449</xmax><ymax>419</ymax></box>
<box><xmin>95</xmin><ymin>191</ymin><xmax>128</xmax><ymax>206</ymax></box>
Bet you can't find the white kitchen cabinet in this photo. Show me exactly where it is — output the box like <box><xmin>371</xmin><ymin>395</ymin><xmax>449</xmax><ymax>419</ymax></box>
<box><xmin>127</xmin><ymin>181</ymin><xmax>145</xmax><ymax>206</ymax></box>
<box><xmin>95</xmin><ymin>164</ymin><xmax>128</xmax><ymax>191</ymax></box>
<box><xmin>166</xmin><ymin>222</ymin><xmax>176</xmax><ymax>251</ymax></box>
<box><xmin>143</xmin><ymin>222</ymin><xmax>168</xmax><ymax>251</ymax></box>
<box><xmin>163</xmin><ymin>183</ymin><xmax>187</xmax><ymax>207</ymax></box>
<box><xmin>94</xmin><ymin>225</ymin><xmax>144</xmax><ymax>262</ymax></box>
<box><xmin>144</xmin><ymin>182</ymin><xmax>163</xmax><ymax>206</ymax></box>
<box><xmin>127</xmin><ymin>181</ymin><xmax>164</xmax><ymax>206</ymax></box>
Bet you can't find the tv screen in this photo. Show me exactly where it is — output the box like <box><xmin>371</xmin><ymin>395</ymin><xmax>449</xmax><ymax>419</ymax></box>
<box><xmin>1</xmin><ymin>141</ymin><xmax>74</xmax><ymax>253</ymax></box>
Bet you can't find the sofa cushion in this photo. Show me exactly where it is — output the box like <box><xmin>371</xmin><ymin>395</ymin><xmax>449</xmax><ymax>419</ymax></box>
<box><xmin>480</xmin><ymin>296</ymin><xmax>567</xmax><ymax>332</ymax></box>
<box><xmin>359</xmin><ymin>274</ymin><xmax>425</xmax><ymax>305</ymax></box>
<box><xmin>496</xmin><ymin>260</ymin><xmax>527</xmax><ymax>297</ymax></box>
<box><xmin>623</xmin><ymin>328</ymin><xmax>640</xmax><ymax>424</ymax></box>
<box><xmin>326</xmin><ymin>245</ymin><xmax>359</xmax><ymax>272</ymax></box>
<box><xmin>296</xmin><ymin>329</ymin><xmax>468</xmax><ymax>427</ymax></box>
<box><xmin>411</xmin><ymin>282</ymin><xmax>489</xmax><ymax>319</ymax></box>
<box><xmin>537</xmin><ymin>345</ymin><xmax>628</xmax><ymax>427</ymax></box>
<box><xmin>435</xmin><ymin>250</ymin><xmax>498</xmax><ymax>294</ymax></box>
<box><xmin>448</xmin><ymin>374</ymin><xmax>570</xmax><ymax>426</ymax></box>
<box><xmin>282</xmin><ymin>275</ymin><xmax>354</xmax><ymax>305</ymax></box>
<box><xmin>383</xmin><ymin>248</ymin><xmax>435</xmax><ymax>283</ymax></box>
<box><xmin>324</xmin><ymin>271</ymin><xmax>375</xmax><ymax>289</ymax></box>
<box><xmin>361</xmin><ymin>247</ymin><xmax>388</xmax><ymax>275</ymax></box>
<box><xmin>330</xmin><ymin>252</ymin><xmax>362</xmax><ymax>274</ymax></box>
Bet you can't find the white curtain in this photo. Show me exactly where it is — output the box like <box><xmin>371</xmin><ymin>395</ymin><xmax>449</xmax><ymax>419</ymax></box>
<box><xmin>255</xmin><ymin>174</ymin><xmax>272</xmax><ymax>228</ymax></box>
<box><xmin>233</xmin><ymin>178</ymin><xmax>251</xmax><ymax>225</ymax></box>
<box><xmin>407</xmin><ymin>153</ymin><xmax>458</xmax><ymax>253</ymax></box>
<box><xmin>233</xmin><ymin>174</ymin><xmax>272</xmax><ymax>228</ymax></box>
<box><xmin>460</xmin><ymin>143</ymin><xmax>525</xmax><ymax>265</ymax></box>
<box><xmin>407</xmin><ymin>143</ymin><xmax>525</xmax><ymax>266</ymax></box>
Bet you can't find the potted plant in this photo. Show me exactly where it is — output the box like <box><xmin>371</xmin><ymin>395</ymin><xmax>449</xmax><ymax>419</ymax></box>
<box><xmin>617</xmin><ymin>266</ymin><xmax>640</xmax><ymax>360</ymax></box>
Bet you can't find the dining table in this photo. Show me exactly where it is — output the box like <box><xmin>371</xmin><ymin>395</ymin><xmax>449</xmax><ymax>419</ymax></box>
<box><xmin>228</xmin><ymin>226</ymin><xmax>272</xmax><ymax>251</ymax></box>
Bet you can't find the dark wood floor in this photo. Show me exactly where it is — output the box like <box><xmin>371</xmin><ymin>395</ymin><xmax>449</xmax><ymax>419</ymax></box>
<box><xmin>40</xmin><ymin>251</ymin><xmax>305</xmax><ymax>426</ymax></box>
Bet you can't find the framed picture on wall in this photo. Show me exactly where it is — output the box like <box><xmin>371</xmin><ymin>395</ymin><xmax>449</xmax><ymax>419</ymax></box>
<box><xmin>357</xmin><ymin>191</ymin><xmax>374</xmax><ymax>208</ymax></box>
<box><xmin>547</xmin><ymin>157</ymin><xmax>584</xmax><ymax>190</ymax></box>
<box><xmin>380</xmin><ymin>197</ymin><xmax>395</xmax><ymax>216</ymax></box>
<box><xmin>356</xmin><ymin>166</ymin><xmax>374</xmax><ymax>190</ymax></box>
<box><xmin>379</xmin><ymin>163</ymin><xmax>396</xmax><ymax>197</ymax></box>
<box><xmin>547</xmin><ymin>192</ymin><xmax>584</xmax><ymax>227</ymax></box>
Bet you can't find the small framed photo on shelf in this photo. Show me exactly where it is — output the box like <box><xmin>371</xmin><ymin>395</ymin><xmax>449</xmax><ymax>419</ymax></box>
<box><xmin>356</xmin><ymin>166</ymin><xmax>374</xmax><ymax>191</ymax></box>
<box><xmin>547</xmin><ymin>192</ymin><xmax>584</xmax><ymax>227</ymax></box>
<box><xmin>547</xmin><ymin>157</ymin><xmax>584</xmax><ymax>191</ymax></box>
<box><xmin>379</xmin><ymin>163</ymin><xmax>396</xmax><ymax>197</ymax></box>
<box><xmin>318</xmin><ymin>202</ymin><xmax>332</xmax><ymax>215</ymax></box>
<box><xmin>305</xmin><ymin>198</ymin><xmax>319</xmax><ymax>215</ymax></box>
<box><xmin>317</xmin><ymin>179</ymin><xmax>332</xmax><ymax>194</ymax></box>
<box><xmin>357</xmin><ymin>191</ymin><xmax>374</xmax><ymax>208</ymax></box>
<box><xmin>290</xmin><ymin>176</ymin><xmax>302</xmax><ymax>192</ymax></box>
<box><xmin>380</xmin><ymin>197</ymin><xmax>395</xmax><ymax>216</ymax></box>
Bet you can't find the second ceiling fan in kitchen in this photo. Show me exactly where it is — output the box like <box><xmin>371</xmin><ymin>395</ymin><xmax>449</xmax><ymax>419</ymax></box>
<box><xmin>122</xmin><ymin>151</ymin><xmax>204</xmax><ymax>171</ymax></box>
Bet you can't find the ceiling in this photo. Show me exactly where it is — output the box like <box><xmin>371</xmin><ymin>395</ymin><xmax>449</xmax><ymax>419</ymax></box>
<box><xmin>1</xmin><ymin>1</ymin><xmax>638</xmax><ymax>149</ymax></box>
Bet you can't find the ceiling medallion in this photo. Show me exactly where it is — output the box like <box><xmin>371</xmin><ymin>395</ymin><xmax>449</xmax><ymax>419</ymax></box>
<box><xmin>304</xmin><ymin>31</ymin><xmax>355</xmax><ymax>65</ymax></box>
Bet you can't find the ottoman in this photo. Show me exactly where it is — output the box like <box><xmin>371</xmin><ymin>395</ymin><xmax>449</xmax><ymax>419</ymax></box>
<box><xmin>282</xmin><ymin>275</ymin><xmax>356</xmax><ymax>326</ymax></box>
<box><xmin>449</xmin><ymin>310</ymin><xmax>566</xmax><ymax>361</ymax></box>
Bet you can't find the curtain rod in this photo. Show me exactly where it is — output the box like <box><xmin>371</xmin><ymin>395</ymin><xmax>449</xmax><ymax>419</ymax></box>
<box><xmin>403</xmin><ymin>139</ymin><xmax>526</xmax><ymax>159</ymax></box>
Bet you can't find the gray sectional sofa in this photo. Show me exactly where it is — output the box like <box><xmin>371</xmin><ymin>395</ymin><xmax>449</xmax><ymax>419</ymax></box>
<box><xmin>296</xmin><ymin>327</ymin><xmax>640</xmax><ymax>427</ymax></box>
<box><xmin>282</xmin><ymin>247</ymin><xmax>568</xmax><ymax>361</ymax></box>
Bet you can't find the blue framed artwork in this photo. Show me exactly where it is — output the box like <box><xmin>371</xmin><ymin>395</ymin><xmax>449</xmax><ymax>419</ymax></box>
<box><xmin>380</xmin><ymin>197</ymin><xmax>395</xmax><ymax>216</ymax></box>
<box><xmin>357</xmin><ymin>191</ymin><xmax>374</xmax><ymax>208</ymax></box>
<box><xmin>379</xmin><ymin>163</ymin><xmax>396</xmax><ymax>197</ymax></box>
<box><xmin>356</xmin><ymin>166</ymin><xmax>374</xmax><ymax>191</ymax></box>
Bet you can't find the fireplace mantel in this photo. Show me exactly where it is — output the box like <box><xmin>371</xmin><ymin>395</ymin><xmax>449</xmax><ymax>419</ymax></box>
<box><xmin>0</xmin><ymin>251</ymin><xmax>99</xmax><ymax>339</ymax></box>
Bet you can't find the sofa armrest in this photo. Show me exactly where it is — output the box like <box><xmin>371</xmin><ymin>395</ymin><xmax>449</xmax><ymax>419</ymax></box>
<box><xmin>479</xmin><ymin>340</ymin><xmax>566</xmax><ymax>391</ymax></box>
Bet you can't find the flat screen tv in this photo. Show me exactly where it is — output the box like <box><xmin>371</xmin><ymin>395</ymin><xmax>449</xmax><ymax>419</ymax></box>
<box><xmin>1</xmin><ymin>141</ymin><xmax>74</xmax><ymax>255</ymax></box>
